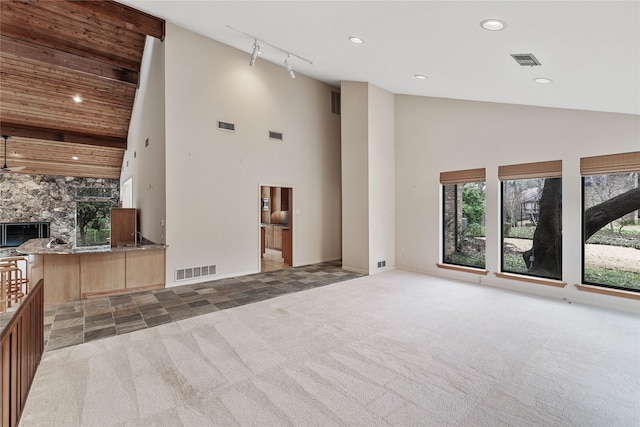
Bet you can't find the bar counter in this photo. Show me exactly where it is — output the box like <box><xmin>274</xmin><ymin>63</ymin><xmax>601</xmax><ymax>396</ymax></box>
<box><xmin>16</xmin><ymin>239</ymin><xmax>167</xmax><ymax>304</ymax></box>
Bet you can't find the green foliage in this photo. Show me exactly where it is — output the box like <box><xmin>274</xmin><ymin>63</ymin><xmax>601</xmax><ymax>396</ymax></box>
<box><xmin>462</xmin><ymin>187</ymin><xmax>485</xmax><ymax>225</ymax></box>
<box><xmin>76</xmin><ymin>202</ymin><xmax>111</xmax><ymax>246</ymax></box>
<box><xmin>584</xmin><ymin>268</ymin><xmax>640</xmax><ymax>291</ymax></box>
<box><xmin>444</xmin><ymin>253</ymin><xmax>485</xmax><ymax>269</ymax></box>
<box><xmin>503</xmin><ymin>253</ymin><xmax>528</xmax><ymax>273</ymax></box>
<box><xmin>466</xmin><ymin>223</ymin><xmax>486</xmax><ymax>238</ymax></box>
<box><xmin>587</xmin><ymin>229</ymin><xmax>640</xmax><ymax>249</ymax></box>
<box><xmin>505</xmin><ymin>226</ymin><xmax>535</xmax><ymax>240</ymax></box>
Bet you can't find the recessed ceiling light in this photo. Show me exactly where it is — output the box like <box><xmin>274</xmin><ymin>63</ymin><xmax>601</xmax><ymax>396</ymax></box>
<box><xmin>72</xmin><ymin>156</ymin><xmax>79</xmax><ymax>160</ymax></box>
<box><xmin>414</xmin><ymin>74</ymin><xmax>427</xmax><ymax>80</ymax></box>
<box><xmin>349</xmin><ymin>36</ymin><xmax>364</xmax><ymax>44</ymax></box>
<box><xmin>480</xmin><ymin>19</ymin><xmax>506</xmax><ymax>31</ymax></box>
<box><xmin>72</xmin><ymin>95</ymin><xmax>83</xmax><ymax>103</ymax></box>
<box><xmin>533</xmin><ymin>77</ymin><xmax>553</xmax><ymax>84</ymax></box>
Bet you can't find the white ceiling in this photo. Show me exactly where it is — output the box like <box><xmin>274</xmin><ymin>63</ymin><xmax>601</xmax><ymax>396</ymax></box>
<box><xmin>119</xmin><ymin>1</ymin><xmax>640</xmax><ymax>115</ymax></box>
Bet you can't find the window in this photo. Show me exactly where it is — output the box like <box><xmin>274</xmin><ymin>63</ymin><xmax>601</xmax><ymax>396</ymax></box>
<box><xmin>75</xmin><ymin>186</ymin><xmax>116</xmax><ymax>247</ymax></box>
<box><xmin>441</xmin><ymin>168</ymin><xmax>486</xmax><ymax>269</ymax></box>
<box><xmin>500</xmin><ymin>160</ymin><xmax>562</xmax><ymax>280</ymax></box>
<box><xmin>76</xmin><ymin>202</ymin><xmax>111</xmax><ymax>246</ymax></box>
<box><xmin>581</xmin><ymin>152</ymin><xmax>640</xmax><ymax>292</ymax></box>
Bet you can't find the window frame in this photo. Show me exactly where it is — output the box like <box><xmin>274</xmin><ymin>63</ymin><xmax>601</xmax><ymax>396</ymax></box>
<box><xmin>498</xmin><ymin>160</ymin><xmax>563</xmax><ymax>281</ymax></box>
<box><xmin>580</xmin><ymin>151</ymin><xmax>640</xmax><ymax>293</ymax></box>
<box><xmin>440</xmin><ymin>168</ymin><xmax>487</xmax><ymax>271</ymax></box>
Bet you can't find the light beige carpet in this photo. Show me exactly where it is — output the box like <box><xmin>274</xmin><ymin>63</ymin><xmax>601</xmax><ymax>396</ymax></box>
<box><xmin>20</xmin><ymin>270</ymin><xmax>640</xmax><ymax>426</ymax></box>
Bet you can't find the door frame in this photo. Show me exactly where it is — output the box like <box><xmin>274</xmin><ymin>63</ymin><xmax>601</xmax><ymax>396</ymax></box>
<box><xmin>258</xmin><ymin>183</ymin><xmax>294</xmax><ymax>271</ymax></box>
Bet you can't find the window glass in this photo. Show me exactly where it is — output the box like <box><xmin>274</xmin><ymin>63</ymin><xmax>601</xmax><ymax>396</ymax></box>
<box><xmin>583</xmin><ymin>172</ymin><xmax>640</xmax><ymax>291</ymax></box>
<box><xmin>502</xmin><ymin>177</ymin><xmax>562</xmax><ymax>280</ymax></box>
<box><xmin>442</xmin><ymin>182</ymin><xmax>486</xmax><ymax>269</ymax></box>
<box><xmin>76</xmin><ymin>201</ymin><xmax>111</xmax><ymax>247</ymax></box>
<box><xmin>76</xmin><ymin>187</ymin><xmax>112</xmax><ymax>198</ymax></box>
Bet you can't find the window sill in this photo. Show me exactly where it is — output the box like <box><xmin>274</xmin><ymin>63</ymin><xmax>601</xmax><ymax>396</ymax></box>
<box><xmin>494</xmin><ymin>272</ymin><xmax>566</xmax><ymax>288</ymax></box>
<box><xmin>576</xmin><ymin>284</ymin><xmax>640</xmax><ymax>300</ymax></box>
<box><xmin>436</xmin><ymin>263</ymin><xmax>488</xmax><ymax>275</ymax></box>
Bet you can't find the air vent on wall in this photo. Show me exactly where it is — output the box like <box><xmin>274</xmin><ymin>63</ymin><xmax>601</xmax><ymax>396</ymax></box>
<box><xmin>510</xmin><ymin>53</ymin><xmax>542</xmax><ymax>67</ymax></box>
<box><xmin>331</xmin><ymin>91</ymin><xmax>341</xmax><ymax>115</ymax></box>
<box><xmin>175</xmin><ymin>264</ymin><xmax>217</xmax><ymax>281</ymax></box>
<box><xmin>217</xmin><ymin>121</ymin><xmax>236</xmax><ymax>132</ymax></box>
<box><xmin>269</xmin><ymin>131</ymin><xmax>283</xmax><ymax>141</ymax></box>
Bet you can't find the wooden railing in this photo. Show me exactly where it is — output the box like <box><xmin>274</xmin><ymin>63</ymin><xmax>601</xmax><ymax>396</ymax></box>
<box><xmin>1</xmin><ymin>279</ymin><xmax>44</xmax><ymax>427</ymax></box>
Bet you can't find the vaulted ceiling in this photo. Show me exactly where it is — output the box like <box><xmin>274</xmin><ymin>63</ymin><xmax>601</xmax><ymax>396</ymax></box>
<box><xmin>0</xmin><ymin>0</ymin><xmax>164</xmax><ymax>179</ymax></box>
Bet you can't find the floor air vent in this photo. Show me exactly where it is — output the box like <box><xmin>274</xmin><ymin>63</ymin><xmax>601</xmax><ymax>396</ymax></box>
<box><xmin>510</xmin><ymin>53</ymin><xmax>542</xmax><ymax>67</ymax></box>
<box><xmin>175</xmin><ymin>264</ymin><xmax>217</xmax><ymax>281</ymax></box>
<box><xmin>217</xmin><ymin>120</ymin><xmax>236</xmax><ymax>132</ymax></box>
<box><xmin>269</xmin><ymin>131</ymin><xmax>283</xmax><ymax>140</ymax></box>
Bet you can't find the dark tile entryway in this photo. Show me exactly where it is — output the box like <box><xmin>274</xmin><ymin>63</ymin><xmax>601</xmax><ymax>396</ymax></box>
<box><xmin>44</xmin><ymin>261</ymin><xmax>361</xmax><ymax>351</ymax></box>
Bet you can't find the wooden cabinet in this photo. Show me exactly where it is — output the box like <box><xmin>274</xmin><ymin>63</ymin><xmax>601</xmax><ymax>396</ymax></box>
<box><xmin>281</xmin><ymin>188</ymin><xmax>290</xmax><ymax>211</ymax></box>
<box><xmin>111</xmin><ymin>208</ymin><xmax>136</xmax><ymax>248</ymax></box>
<box><xmin>273</xmin><ymin>227</ymin><xmax>282</xmax><ymax>250</ymax></box>
<box><xmin>265</xmin><ymin>225</ymin><xmax>283</xmax><ymax>250</ymax></box>
<box><xmin>80</xmin><ymin>252</ymin><xmax>126</xmax><ymax>296</ymax></box>
<box><xmin>282</xmin><ymin>228</ymin><xmax>291</xmax><ymax>265</ymax></box>
<box><xmin>125</xmin><ymin>250</ymin><xmax>165</xmax><ymax>289</ymax></box>
<box><xmin>265</xmin><ymin>226</ymin><xmax>274</xmax><ymax>248</ymax></box>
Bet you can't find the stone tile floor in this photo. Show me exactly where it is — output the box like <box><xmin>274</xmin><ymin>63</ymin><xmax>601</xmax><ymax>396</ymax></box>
<box><xmin>44</xmin><ymin>261</ymin><xmax>361</xmax><ymax>351</ymax></box>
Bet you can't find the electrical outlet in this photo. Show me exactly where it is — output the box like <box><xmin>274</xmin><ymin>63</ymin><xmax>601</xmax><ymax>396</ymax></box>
<box><xmin>382</xmin><ymin>260</ymin><xmax>386</xmax><ymax>267</ymax></box>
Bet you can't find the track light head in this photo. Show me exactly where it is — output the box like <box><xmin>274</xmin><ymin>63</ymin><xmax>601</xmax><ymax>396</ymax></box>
<box><xmin>249</xmin><ymin>40</ymin><xmax>259</xmax><ymax>67</ymax></box>
<box><xmin>285</xmin><ymin>58</ymin><xmax>295</xmax><ymax>79</ymax></box>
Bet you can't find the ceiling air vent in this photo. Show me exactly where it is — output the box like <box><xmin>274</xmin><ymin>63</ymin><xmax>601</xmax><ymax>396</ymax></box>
<box><xmin>510</xmin><ymin>53</ymin><xmax>542</xmax><ymax>67</ymax></box>
<box><xmin>269</xmin><ymin>131</ymin><xmax>283</xmax><ymax>141</ymax></box>
<box><xmin>217</xmin><ymin>120</ymin><xmax>236</xmax><ymax>132</ymax></box>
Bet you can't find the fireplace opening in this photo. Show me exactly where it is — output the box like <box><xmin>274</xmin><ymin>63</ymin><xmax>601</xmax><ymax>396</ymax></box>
<box><xmin>0</xmin><ymin>222</ymin><xmax>50</xmax><ymax>248</ymax></box>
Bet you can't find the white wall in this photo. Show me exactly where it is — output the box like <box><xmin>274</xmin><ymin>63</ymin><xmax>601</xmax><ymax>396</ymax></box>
<box><xmin>395</xmin><ymin>95</ymin><xmax>640</xmax><ymax>313</ymax></box>
<box><xmin>341</xmin><ymin>81</ymin><xmax>395</xmax><ymax>274</ymax></box>
<box><xmin>367</xmin><ymin>84</ymin><xmax>395</xmax><ymax>273</ymax></box>
<box><xmin>164</xmin><ymin>24</ymin><xmax>342</xmax><ymax>286</ymax></box>
<box><xmin>341</xmin><ymin>82</ymin><xmax>370</xmax><ymax>273</ymax></box>
<box><xmin>121</xmin><ymin>36</ymin><xmax>166</xmax><ymax>244</ymax></box>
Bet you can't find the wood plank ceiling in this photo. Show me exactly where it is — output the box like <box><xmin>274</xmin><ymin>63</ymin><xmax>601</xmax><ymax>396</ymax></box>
<box><xmin>0</xmin><ymin>0</ymin><xmax>164</xmax><ymax>179</ymax></box>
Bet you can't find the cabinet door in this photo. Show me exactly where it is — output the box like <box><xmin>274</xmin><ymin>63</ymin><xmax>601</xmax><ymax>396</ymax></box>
<box><xmin>265</xmin><ymin>226</ymin><xmax>274</xmax><ymax>248</ymax></box>
<box><xmin>110</xmin><ymin>208</ymin><xmax>136</xmax><ymax>247</ymax></box>
<box><xmin>274</xmin><ymin>227</ymin><xmax>282</xmax><ymax>250</ymax></box>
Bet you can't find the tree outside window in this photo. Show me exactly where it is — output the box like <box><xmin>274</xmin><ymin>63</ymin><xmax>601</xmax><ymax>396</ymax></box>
<box><xmin>583</xmin><ymin>172</ymin><xmax>640</xmax><ymax>291</ymax></box>
<box><xmin>502</xmin><ymin>177</ymin><xmax>562</xmax><ymax>280</ymax></box>
<box><xmin>75</xmin><ymin>186</ymin><xmax>116</xmax><ymax>247</ymax></box>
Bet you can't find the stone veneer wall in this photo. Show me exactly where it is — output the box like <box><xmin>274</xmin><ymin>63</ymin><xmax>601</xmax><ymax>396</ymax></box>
<box><xmin>0</xmin><ymin>174</ymin><xmax>119</xmax><ymax>247</ymax></box>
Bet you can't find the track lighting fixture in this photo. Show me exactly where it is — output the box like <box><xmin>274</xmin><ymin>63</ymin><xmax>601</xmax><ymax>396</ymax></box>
<box><xmin>285</xmin><ymin>57</ymin><xmax>295</xmax><ymax>79</ymax></box>
<box><xmin>228</xmin><ymin>25</ymin><xmax>313</xmax><ymax>79</ymax></box>
<box><xmin>249</xmin><ymin>40</ymin><xmax>260</xmax><ymax>67</ymax></box>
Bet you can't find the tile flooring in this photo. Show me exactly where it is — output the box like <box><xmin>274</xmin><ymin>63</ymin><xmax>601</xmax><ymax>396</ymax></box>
<box><xmin>44</xmin><ymin>260</ymin><xmax>361</xmax><ymax>351</ymax></box>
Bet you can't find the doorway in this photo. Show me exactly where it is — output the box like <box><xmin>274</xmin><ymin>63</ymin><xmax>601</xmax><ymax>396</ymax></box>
<box><xmin>260</xmin><ymin>185</ymin><xmax>293</xmax><ymax>272</ymax></box>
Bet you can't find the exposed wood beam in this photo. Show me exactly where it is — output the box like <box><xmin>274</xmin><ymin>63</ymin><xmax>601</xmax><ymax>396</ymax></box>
<box><xmin>0</xmin><ymin>123</ymin><xmax>127</xmax><ymax>149</ymax></box>
<box><xmin>0</xmin><ymin>35</ymin><xmax>139</xmax><ymax>85</ymax></box>
<box><xmin>70</xmin><ymin>0</ymin><xmax>166</xmax><ymax>40</ymax></box>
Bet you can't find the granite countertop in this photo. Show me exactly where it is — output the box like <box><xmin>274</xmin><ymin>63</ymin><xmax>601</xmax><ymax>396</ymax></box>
<box><xmin>16</xmin><ymin>238</ymin><xmax>168</xmax><ymax>255</ymax></box>
<box><xmin>261</xmin><ymin>223</ymin><xmax>290</xmax><ymax>229</ymax></box>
